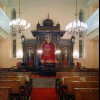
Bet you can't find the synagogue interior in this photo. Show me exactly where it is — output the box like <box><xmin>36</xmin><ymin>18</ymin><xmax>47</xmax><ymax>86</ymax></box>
<box><xmin>0</xmin><ymin>0</ymin><xmax>99</xmax><ymax>100</ymax></box>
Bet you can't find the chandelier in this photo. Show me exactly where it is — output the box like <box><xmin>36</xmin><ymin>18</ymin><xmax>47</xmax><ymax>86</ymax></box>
<box><xmin>66</xmin><ymin>0</ymin><xmax>87</xmax><ymax>36</ymax></box>
<box><xmin>9</xmin><ymin>0</ymin><xmax>30</xmax><ymax>35</ymax></box>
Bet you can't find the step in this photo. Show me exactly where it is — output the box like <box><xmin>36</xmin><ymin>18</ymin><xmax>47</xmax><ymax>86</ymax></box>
<box><xmin>32</xmin><ymin>78</ymin><xmax>55</xmax><ymax>88</ymax></box>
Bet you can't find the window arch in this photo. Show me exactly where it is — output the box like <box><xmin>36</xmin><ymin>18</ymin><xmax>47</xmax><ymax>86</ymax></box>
<box><xmin>61</xmin><ymin>47</ymin><xmax>71</xmax><ymax>67</ymax></box>
<box><xmin>79</xmin><ymin>9</ymin><xmax>84</xmax><ymax>22</ymax></box>
<box><xmin>79</xmin><ymin>9</ymin><xmax>85</xmax><ymax>58</ymax></box>
<box><xmin>11</xmin><ymin>8</ymin><xmax>16</xmax><ymax>20</ymax></box>
<box><xmin>25</xmin><ymin>47</ymin><xmax>35</xmax><ymax>67</ymax></box>
<box><xmin>11</xmin><ymin>8</ymin><xmax>17</xmax><ymax>58</ymax></box>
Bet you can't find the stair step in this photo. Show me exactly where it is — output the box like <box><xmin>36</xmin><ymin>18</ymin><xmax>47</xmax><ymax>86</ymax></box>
<box><xmin>32</xmin><ymin>78</ymin><xmax>55</xmax><ymax>88</ymax></box>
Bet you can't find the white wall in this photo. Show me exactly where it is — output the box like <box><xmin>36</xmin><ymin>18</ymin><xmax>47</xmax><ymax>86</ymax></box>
<box><xmin>0</xmin><ymin>40</ymin><xmax>2</xmax><ymax>67</ymax></box>
<box><xmin>93</xmin><ymin>39</ymin><xmax>99</xmax><ymax>67</ymax></box>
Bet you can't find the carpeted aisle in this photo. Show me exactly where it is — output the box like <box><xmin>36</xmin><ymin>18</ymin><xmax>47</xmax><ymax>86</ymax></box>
<box><xmin>31</xmin><ymin>88</ymin><xmax>59</xmax><ymax>100</ymax></box>
<box><xmin>30</xmin><ymin>74</ymin><xmax>59</xmax><ymax>100</ymax></box>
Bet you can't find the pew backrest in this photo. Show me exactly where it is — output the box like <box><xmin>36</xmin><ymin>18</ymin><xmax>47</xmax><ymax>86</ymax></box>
<box><xmin>0</xmin><ymin>80</ymin><xmax>20</xmax><ymax>93</ymax></box>
<box><xmin>61</xmin><ymin>76</ymin><xmax>99</xmax><ymax>84</ymax></box>
<box><xmin>74</xmin><ymin>88</ymin><xmax>99</xmax><ymax>100</ymax></box>
<box><xmin>63</xmin><ymin>81</ymin><xmax>99</xmax><ymax>94</ymax></box>
<box><xmin>0</xmin><ymin>76</ymin><xmax>26</xmax><ymax>86</ymax></box>
<box><xmin>0</xmin><ymin>72</ymin><xmax>32</xmax><ymax>83</ymax></box>
<box><xmin>56</xmin><ymin>72</ymin><xmax>99</xmax><ymax>79</ymax></box>
<box><xmin>0</xmin><ymin>87</ymin><xmax>10</xmax><ymax>100</ymax></box>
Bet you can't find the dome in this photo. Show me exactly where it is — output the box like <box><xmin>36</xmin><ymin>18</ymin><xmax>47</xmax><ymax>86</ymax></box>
<box><xmin>43</xmin><ymin>18</ymin><xmax>54</xmax><ymax>26</ymax></box>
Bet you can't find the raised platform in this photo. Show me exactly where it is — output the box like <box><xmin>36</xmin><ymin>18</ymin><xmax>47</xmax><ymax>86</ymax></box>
<box><xmin>37</xmin><ymin>66</ymin><xmax>60</xmax><ymax>76</ymax></box>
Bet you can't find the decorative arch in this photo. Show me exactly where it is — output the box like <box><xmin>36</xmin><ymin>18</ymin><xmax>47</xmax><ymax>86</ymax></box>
<box><xmin>24</xmin><ymin>46</ymin><xmax>35</xmax><ymax>67</ymax></box>
<box><xmin>61</xmin><ymin>46</ymin><xmax>71</xmax><ymax>67</ymax></box>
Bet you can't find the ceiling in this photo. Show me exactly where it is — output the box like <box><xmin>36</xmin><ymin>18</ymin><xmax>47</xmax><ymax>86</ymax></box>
<box><xmin>0</xmin><ymin>0</ymin><xmax>99</xmax><ymax>40</ymax></box>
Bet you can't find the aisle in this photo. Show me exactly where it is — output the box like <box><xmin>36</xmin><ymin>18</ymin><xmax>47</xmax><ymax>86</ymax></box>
<box><xmin>31</xmin><ymin>88</ymin><xmax>58</xmax><ymax>100</ymax></box>
<box><xmin>30</xmin><ymin>75</ymin><xmax>59</xmax><ymax>100</ymax></box>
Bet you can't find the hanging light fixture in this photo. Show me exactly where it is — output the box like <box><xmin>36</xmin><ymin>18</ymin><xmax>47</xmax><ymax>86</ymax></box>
<box><xmin>66</xmin><ymin>0</ymin><xmax>87</xmax><ymax>36</ymax></box>
<box><xmin>9</xmin><ymin>0</ymin><xmax>30</xmax><ymax>35</ymax></box>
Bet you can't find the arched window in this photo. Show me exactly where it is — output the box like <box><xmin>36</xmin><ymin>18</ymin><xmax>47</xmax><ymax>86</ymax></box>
<box><xmin>11</xmin><ymin>9</ymin><xmax>17</xmax><ymax>58</ymax></box>
<box><xmin>79</xmin><ymin>9</ymin><xmax>85</xmax><ymax>58</ymax></box>
<box><xmin>11</xmin><ymin>8</ymin><xmax>16</xmax><ymax>20</ymax></box>
<box><xmin>79</xmin><ymin>39</ymin><xmax>83</xmax><ymax>58</ymax></box>
<box><xmin>79</xmin><ymin>9</ymin><xmax>84</xmax><ymax>22</ymax></box>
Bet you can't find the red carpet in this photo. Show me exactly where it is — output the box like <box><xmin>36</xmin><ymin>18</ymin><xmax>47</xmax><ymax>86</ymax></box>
<box><xmin>31</xmin><ymin>88</ymin><xmax>59</xmax><ymax>100</ymax></box>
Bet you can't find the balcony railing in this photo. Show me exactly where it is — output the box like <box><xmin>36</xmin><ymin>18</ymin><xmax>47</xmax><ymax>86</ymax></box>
<box><xmin>86</xmin><ymin>8</ymin><xmax>99</xmax><ymax>36</ymax></box>
<box><xmin>0</xmin><ymin>7</ymin><xmax>10</xmax><ymax>39</ymax></box>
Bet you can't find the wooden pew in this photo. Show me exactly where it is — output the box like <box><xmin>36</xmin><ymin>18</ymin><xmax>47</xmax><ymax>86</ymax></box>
<box><xmin>56</xmin><ymin>72</ymin><xmax>99</xmax><ymax>79</ymax></box>
<box><xmin>0</xmin><ymin>72</ymin><xmax>32</xmax><ymax>99</ymax></box>
<box><xmin>0</xmin><ymin>70</ymin><xmax>32</xmax><ymax>77</ymax></box>
<box><xmin>61</xmin><ymin>76</ymin><xmax>99</xmax><ymax>84</ymax></box>
<box><xmin>56</xmin><ymin>71</ymin><xmax>99</xmax><ymax>100</ymax></box>
<box><xmin>55</xmin><ymin>72</ymin><xmax>99</xmax><ymax>94</ymax></box>
<box><xmin>63</xmin><ymin>81</ymin><xmax>99</xmax><ymax>94</ymax></box>
<box><xmin>55</xmin><ymin>71</ymin><xmax>99</xmax><ymax>88</ymax></box>
<box><xmin>0</xmin><ymin>72</ymin><xmax>32</xmax><ymax>77</ymax></box>
<box><xmin>55</xmin><ymin>72</ymin><xmax>99</xmax><ymax>98</ymax></box>
<box><xmin>60</xmin><ymin>81</ymin><xmax>99</xmax><ymax>100</ymax></box>
<box><xmin>0</xmin><ymin>87</ymin><xmax>11</xmax><ymax>100</ymax></box>
<box><xmin>0</xmin><ymin>76</ymin><xmax>32</xmax><ymax>99</ymax></box>
<box><xmin>0</xmin><ymin>72</ymin><xmax>32</xmax><ymax>85</ymax></box>
<box><xmin>74</xmin><ymin>88</ymin><xmax>99</xmax><ymax>100</ymax></box>
<box><xmin>0</xmin><ymin>72</ymin><xmax>32</xmax><ymax>89</ymax></box>
<box><xmin>0</xmin><ymin>76</ymin><xmax>26</xmax><ymax>86</ymax></box>
<box><xmin>0</xmin><ymin>80</ymin><xmax>20</xmax><ymax>99</ymax></box>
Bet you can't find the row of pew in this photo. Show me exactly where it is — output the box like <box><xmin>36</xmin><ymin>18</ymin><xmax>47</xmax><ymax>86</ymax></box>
<box><xmin>0</xmin><ymin>72</ymin><xmax>32</xmax><ymax>100</ymax></box>
<box><xmin>55</xmin><ymin>71</ymin><xmax>99</xmax><ymax>100</ymax></box>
